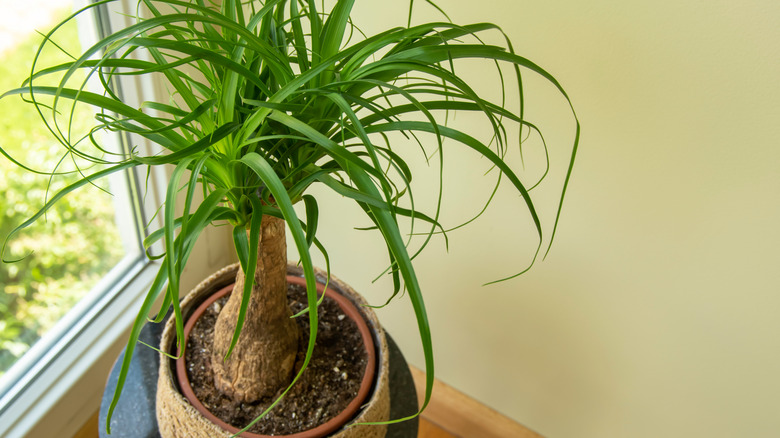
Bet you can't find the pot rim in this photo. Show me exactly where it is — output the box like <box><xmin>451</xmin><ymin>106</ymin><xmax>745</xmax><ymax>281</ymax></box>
<box><xmin>174</xmin><ymin>275</ymin><xmax>378</xmax><ymax>438</ymax></box>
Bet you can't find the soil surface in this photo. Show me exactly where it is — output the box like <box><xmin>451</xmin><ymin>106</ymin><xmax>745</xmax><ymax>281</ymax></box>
<box><xmin>183</xmin><ymin>282</ymin><xmax>368</xmax><ymax>435</ymax></box>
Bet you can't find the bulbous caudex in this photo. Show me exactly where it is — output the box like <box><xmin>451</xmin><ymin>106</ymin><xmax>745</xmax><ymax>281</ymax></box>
<box><xmin>211</xmin><ymin>215</ymin><xmax>300</xmax><ymax>402</ymax></box>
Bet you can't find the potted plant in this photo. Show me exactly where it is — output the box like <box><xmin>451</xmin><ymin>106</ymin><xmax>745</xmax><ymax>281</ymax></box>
<box><xmin>1</xmin><ymin>0</ymin><xmax>579</xmax><ymax>436</ymax></box>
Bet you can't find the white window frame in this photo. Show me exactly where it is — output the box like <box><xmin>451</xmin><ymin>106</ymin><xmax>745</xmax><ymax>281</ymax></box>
<box><xmin>0</xmin><ymin>1</ymin><xmax>234</xmax><ymax>436</ymax></box>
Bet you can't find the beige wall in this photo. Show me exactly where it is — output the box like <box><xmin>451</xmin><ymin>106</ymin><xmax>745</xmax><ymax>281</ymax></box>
<box><xmin>288</xmin><ymin>1</ymin><xmax>780</xmax><ymax>437</ymax></box>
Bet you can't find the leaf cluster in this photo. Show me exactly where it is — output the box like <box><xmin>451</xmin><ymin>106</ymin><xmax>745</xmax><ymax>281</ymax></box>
<box><xmin>0</xmin><ymin>0</ymin><xmax>579</xmax><ymax>431</ymax></box>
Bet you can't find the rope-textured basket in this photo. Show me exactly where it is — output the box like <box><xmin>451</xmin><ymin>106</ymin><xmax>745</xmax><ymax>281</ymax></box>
<box><xmin>156</xmin><ymin>262</ymin><xmax>390</xmax><ymax>438</ymax></box>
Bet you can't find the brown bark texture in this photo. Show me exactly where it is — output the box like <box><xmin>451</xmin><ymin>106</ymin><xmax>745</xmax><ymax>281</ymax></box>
<box><xmin>210</xmin><ymin>215</ymin><xmax>300</xmax><ymax>402</ymax></box>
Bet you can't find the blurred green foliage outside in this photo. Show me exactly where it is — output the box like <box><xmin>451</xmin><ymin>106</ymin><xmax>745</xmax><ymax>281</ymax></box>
<box><xmin>0</xmin><ymin>11</ymin><xmax>125</xmax><ymax>377</ymax></box>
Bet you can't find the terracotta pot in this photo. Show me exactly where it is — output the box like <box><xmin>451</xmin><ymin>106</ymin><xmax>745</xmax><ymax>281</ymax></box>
<box><xmin>156</xmin><ymin>262</ymin><xmax>390</xmax><ymax>438</ymax></box>
<box><xmin>174</xmin><ymin>277</ymin><xmax>377</xmax><ymax>437</ymax></box>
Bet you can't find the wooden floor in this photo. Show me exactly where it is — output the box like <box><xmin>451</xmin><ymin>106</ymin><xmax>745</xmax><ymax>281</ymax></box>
<box><xmin>75</xmin><ymin>367</ymin><xmax>541</xmax><ymax>438</ymax></box>
<box><xmin>419</xmin><ymin>418</ymin><xmax>459</xmax><ymax>438</ymax></box>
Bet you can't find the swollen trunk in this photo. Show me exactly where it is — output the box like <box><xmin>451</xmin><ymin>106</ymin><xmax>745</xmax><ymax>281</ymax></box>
<box><xmin>211</xmin><ymin>215</ymin><xmax>300</xmax><ymax>402</ymax></box>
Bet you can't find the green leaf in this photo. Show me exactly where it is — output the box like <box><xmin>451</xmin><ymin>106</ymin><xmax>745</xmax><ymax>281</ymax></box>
<box><xmin>301</xmin><ymin>195</ymin><xmax>318</xmax><ymax>249</ymax></box>
<box><xmin>232</xmin><ymin>223</ymin><xmax>250</xmax><ymax>274</ymax></box>
<box><xmin>133</xmin><ymin>122</ymin><xmax>241</xmax><ymax>166</ymax></box>
<box><xmin>164</xmin><ymin>157</ymin><xmax>196</xmax><ymax>356</ymax></box>
<box><xmin>223</xmin><ymin>197</ymin><xmax>263</xmax><ymax>361</ymax></box>
<box><xmin>106</xmin><ymin>258</ymin><xmax>169</xmax><ymax>433</ymax></box>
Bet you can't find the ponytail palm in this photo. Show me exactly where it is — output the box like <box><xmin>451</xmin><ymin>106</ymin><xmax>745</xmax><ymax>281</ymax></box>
<box><xmin>1</xmin><ymin>0</ymin><xmax>579</xmax><ymax>432</ymax></box>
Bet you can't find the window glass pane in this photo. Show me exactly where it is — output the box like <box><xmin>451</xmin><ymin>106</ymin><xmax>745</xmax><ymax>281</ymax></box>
<box><xmin>0</xmin><ymin>1</ymin><xmax>129</xmax><ymax>378</ymax></box>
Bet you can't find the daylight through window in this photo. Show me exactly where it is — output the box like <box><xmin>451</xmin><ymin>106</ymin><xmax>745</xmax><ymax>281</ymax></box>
<box><xmin>0</xmin><ymin>0</ymin><xmax>138</xmax><ymax>382</ymax></box>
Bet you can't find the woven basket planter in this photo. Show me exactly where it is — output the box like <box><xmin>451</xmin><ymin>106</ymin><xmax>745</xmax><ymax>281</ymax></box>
<box><xmin>156</xmin><ymin>262</ymin><xmax>390</xmax><ymax>438</ymax></box>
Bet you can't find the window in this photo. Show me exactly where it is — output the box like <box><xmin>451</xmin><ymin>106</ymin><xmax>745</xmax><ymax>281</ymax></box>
<box><xmin>0</xmin><ymin>0</ymin><xmax>136</xmax><ymax>381</ymax></box>
<box><xmin>0</xmin><ymin>1</ymin><xmax>153</xmax><ymax>436</ymax></box>
<box><xmin>0</xmin><ymin>1</ymin><xmax>235</xmax><ymax>435</ymax></box>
